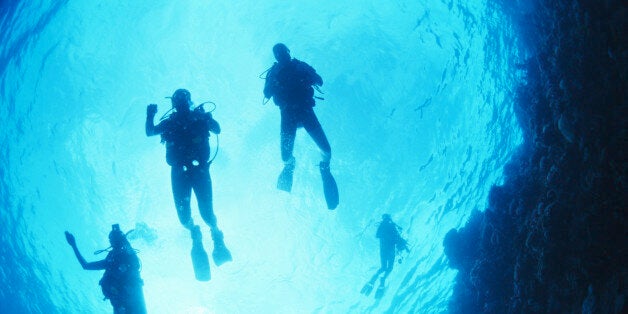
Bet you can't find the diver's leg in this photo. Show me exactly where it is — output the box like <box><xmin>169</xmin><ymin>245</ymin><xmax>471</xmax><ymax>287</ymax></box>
<box><xmin>377</xmin><ymin>247</ymin><xmax>389</xmax><ymax>279</ymax></box>
<box><xmin>110</xmin><ymin>297</ymin><xmax>125</xmax><ymax>314</ymax></box>
<box><xmin>278</xmin><ymin>109</ymin><xmax>297</xmax><ymax>191</ymax></box>
<box><xmin>371</xmin><ymin>248</ymin><xmax>392</xmax><ymax>298</ymax></box>
<box><xmin>381</xmin><ymin>250</ymin><xmax>395</xmax><ymax>282</ymax></box>
<box><xmin>387</xmin><ymin>250</ymin><xmax>395</xmax><ymax>273</ymax></box>
<box><xmin>280</xmin><ymin>109</ymin><xmax>298</xmax><ymax>163</ymax></box>
<box><xmin>121</xmin><ymin>287</ymin><xmax>147</xmax><ymax>314</ymax></box>
<box><xmin>303</xmin><ymin>107</ymin><xmax>338</xmax><ymax>209</ymax></box>
<box><xmin>130</xmin><ymin>286</ymin><xmax>148</xmax><ymax>314</ymax></box>
<box><xmin>192</xmin><ymin>164</ymin><xmax>232</xmax><ymax>265</ymax></box>
<box><xmin>362</xmin><ymin>263</ymin><xmax>384</xmax><ymax>295</ymax></box>
<box><xmin>171</xmin><ymin>166</ymin><xmax>194</xmax><ymax>230</ymax></box>
<box><xmin>361</xmin><ymin>249</ymin><xmax>386</xmax><ymax>296</ymax></box>
<box><xmin>192</xmin><ymin>163</ymin><xmax>217</xmax><ymax>229</ymax></box>
<box><xmin>372</xmin><ymin>268</ymin><xmax>384</xmax><ymax>281</ymax></box>
<box><xmin>301</xmin><ymin>108</ymin><xmax>331</xmax><ymax>162</ymax></box>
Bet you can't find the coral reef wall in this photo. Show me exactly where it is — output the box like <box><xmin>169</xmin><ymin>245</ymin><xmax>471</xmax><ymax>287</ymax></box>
<box><xmin>444</xmin><ymin>0</ymin><xmax>627</xmax><ymax>313</ymax></box>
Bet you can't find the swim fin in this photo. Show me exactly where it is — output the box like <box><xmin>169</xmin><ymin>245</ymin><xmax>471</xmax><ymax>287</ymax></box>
<box><xmin>360</xmin><ymin>281</ymin><xmax>374</xmax><ymax>296</ymax></box>
<box><xmin>320</xmin><ymin>162</ymin><xmax>339</xmax><ymax>210</ymax></box>
<box><xmin>374</xmin><ymin>282</ymin><xmax>386</xmax><ymax>299</ymax></box>
<box><xmin>211</xmin><ymin>229</ymin><xmax>232</xmax><ymax>266</ymax></box>
<box><xmin>277</xmin><ymin>163</ymin><xmax>295</xmax><ymax>192</ymax></box>
<box><xmin>190</xmin><ymin>226</ymin><xmax>211</xmax><ymax>281</ymax></box>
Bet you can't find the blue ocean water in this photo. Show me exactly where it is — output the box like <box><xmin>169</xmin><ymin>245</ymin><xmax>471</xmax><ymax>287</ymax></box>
<box><xmin>0</xmin><ymin>1</ymin><xmax>521</xmax><ymax>313</ymax></box>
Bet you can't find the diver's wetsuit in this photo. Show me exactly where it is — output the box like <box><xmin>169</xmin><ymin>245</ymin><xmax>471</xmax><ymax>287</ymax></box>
<box><xmin>279</xmin><ymin>107</ymin><xmax>331</xmax><ymax>162</ymax></box>
<box><xmin>171</xmin><ymin>162</ymin><xmax>215</xmax><ymax>227</ymax></box>
<box><xmin>101</xmin><ymin>249</ymin><xmax>146</xmax><ymax>314</ymax></box>
<box><xmin>376</xmin><ymin>220</ymin><xmax>401</xmax><ymax>277</ymax></box>
<box><xmin>264</xmin><ymin>58</ymin><xmax>331</xmax><ymax>163</ymax></box>
<box><xmin>148</xmin><ymin>109</ymin><xmax>220</xmax><ymax>229</ymax></box>
<box><xmin>66</xmin><ymin>229</ymin><xmax>146</xmax><ymax>314</ymax></box>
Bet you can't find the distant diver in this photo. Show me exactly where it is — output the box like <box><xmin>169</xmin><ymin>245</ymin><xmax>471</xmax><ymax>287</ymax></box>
<box><xmin>65</xmin><ymin>224</ymin><xmax>147</xmax><ymax>314</ymax></box>
<box><xmin>146</xmin><ymin>89</ymin><xmax>232</xmax><ymax>281</ymax></box>
<box><xmin>361</xmin><ymin>214</ymin><xmax>409</xmax><ymax>299</ymax></box>
<box><xmin>263</xmin><ymin>43</ymin><xmax>339</xmax><ymax>210</ymax></box>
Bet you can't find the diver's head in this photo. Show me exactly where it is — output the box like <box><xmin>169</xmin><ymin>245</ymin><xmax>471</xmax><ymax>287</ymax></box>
<box><xmin>108</xmin><ymin>224</ymin><xmax>127</xmax><ymax>249</ymax></box>
<box><xmin>382</xmin><ymin>214</ymin><xmax>392</xmax><ymax>222</ymax></box>
<box><xmin>273</xmin><ymin>43</ymin><xmax>291</xmax><ymax>64</ymax></box>
<box><xmin>171</xmin><ymin>89</ymin><xmax>192</xmax><ymax>112</ymax></box>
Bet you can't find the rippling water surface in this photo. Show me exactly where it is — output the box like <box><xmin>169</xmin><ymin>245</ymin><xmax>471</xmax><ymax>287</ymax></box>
<box><xmin>0</xmin><ymin>1</ymin><xmax>521</xmax><ymax>312</ymax></box>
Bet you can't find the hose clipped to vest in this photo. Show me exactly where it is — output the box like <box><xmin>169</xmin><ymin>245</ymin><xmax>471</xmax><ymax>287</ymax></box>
<box><xmin>157</xmin><ymin>97</ymin><xmax>221</xmax><ymax>164</ymax></box>
<box><xmin>196</xmin><ymin>101</ymin><xmax>219</xmax><ymax>165</ymax></box>
<box><xmin>259</xmin><ymin>66</ymin><xmax>274</xmax><ymax>106</ymax></box>
<box><xmin>314</xmin><ymin>85</ymin><xmax>325</xmax><ymax>100</ymax></box>
<box><xmin>209</xmin><ymin>135</ymin><xmax>219</xmax><ymax>165</ymax></box>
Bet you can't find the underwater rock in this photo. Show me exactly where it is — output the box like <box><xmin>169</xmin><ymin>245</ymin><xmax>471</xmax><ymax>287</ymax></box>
<box><xmin>557</xmin><ymin>113</ymin><xmax>575</xmax><ymax>143</ymax></box>
<box><xmin>444</xmin><ymin>0</ymin><xmax>627</xmax><ymax>312</ymax></box>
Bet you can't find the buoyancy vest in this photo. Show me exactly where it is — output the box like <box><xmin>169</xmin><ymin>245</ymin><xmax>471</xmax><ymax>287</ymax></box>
<box><xmin>99</xmin><ymin>248</ymin><xmax>142</xmax><ymax>302</ymax></box>
<box><xmin>267</xmin><ymin>59</ymin><xmax>319</xmax><ymax>108</ymax></box>
<box><xmin>160</xmin><ymin>110</ymin><xmax>212</xmax><ymax>167</ymax></box>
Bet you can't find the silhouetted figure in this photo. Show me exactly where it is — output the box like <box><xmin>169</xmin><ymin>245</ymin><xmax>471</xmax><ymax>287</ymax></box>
<box><xmin>65</xmin><ymin>224</ymin><xmax>146</xmax><ymax>314</ymax></box>
<box><xmin>263</xmin><ymin>43</ymin><xmax>339</xmax><ymax>209</ymax></box>
<box><xmin>145</xmin><ymin>89</ymin><xmax>231</xmax><ymax>278</ymax></box>
<box><xmin>361</xmin><ymin>214</ymin><xmax>409</xmax><ymax>299</ymax></box>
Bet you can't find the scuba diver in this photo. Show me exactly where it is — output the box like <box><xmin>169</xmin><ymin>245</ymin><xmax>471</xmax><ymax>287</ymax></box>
<box><xmin>65</xmin><ymin>224</ymin><xmax>146</xmax><ymax>314</ymax></box>
<box><xmin>145</xmin><ymin>88</ymin><xmax>231</xmax><ymax>280</ymax></box>
<box><xmin>360</xmin><ymin>214</ymin><xmax>409</xmax><ymax>299</ymax></box>
<box><xmin>263</xmin><ymin>43</ymin><xmax>339</xmax><ymax>210</ymax></box>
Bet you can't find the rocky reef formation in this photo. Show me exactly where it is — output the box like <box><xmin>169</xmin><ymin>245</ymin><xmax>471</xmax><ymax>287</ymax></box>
<box><xmin>444</xmin><ymin>1</ymin><xmax>626</xmax><ymax>313</ymax></box>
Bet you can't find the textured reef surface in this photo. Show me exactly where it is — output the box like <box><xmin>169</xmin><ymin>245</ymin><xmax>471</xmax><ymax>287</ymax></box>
<box><xmin>444</xmin><ymin>0</ymin><xmax>626</xmax><ymax>313</ymax></box>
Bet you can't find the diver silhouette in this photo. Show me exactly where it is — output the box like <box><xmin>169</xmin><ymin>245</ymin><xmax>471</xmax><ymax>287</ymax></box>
<box><xmin>145</xmin><ymin>89</ymin><xmax>232</xmax><ymax>279</ymax></box>
<box><xmin>361</xmin><ymin>214</ymin><xmax>409</xmax><ymax>299</ymax></box>
<box><xmin>65</xmin><ymin>224</ymin><xmax>146</xmax><ymax>314</ymax></box>
<box><xmin>263</xmin><ymin>43</ymin><xmax>339</xmax><ymax>210</ymax></box>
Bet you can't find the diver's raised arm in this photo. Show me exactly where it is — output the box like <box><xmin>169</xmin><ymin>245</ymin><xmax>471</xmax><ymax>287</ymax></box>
<box><xmin>145</xmin><ymin>104</ymin><xmax>161</xmax><ymax>136</ymax></box>
<box><xmin>65</xmin><ymin>231</ymin><xmax>107</xmax><ymax>270</ymax></box>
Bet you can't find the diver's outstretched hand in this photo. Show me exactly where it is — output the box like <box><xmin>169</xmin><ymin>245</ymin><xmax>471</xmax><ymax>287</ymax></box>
<box><xmin>64</xmin><ymin>231</ymin><xmax>76</xmax><ymax>247</ymax></box>
<box><xmin>147</xmin><ymin>104</ymin><xmax>158</xmax><ymax>117</ymax></box>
